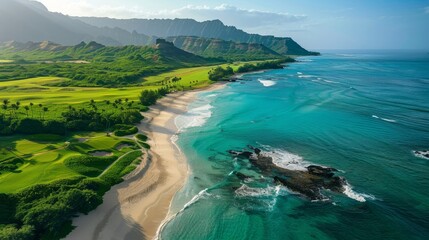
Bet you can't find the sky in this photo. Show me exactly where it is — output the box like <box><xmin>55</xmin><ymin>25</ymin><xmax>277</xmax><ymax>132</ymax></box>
<box><xmin>38</xmin><ymin>0</ymin><xmax>429</xmax><ymax>50</ymax></box>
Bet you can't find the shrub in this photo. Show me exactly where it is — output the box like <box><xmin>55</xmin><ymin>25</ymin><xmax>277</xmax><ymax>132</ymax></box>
<box><xmin>0</xmin><ymin>193</ymin><xmax>17</xmax><ymax>225</ymax></box>
<box><xmin>14</xmin><ymin>118</ymin><xmax>44</xmax><ymax>134</ymax></box>
<box><xmin>113</xmin><ymin>124</ymin><xmax>138</xmax><ymax>136</ymax></box>
<box><xmin>208</xmin><ymin>66</ymin><xmax>233</xmax><ymax>81</ymax></box>
<box><xmin>43</xmin><ymin>120</ymin><xmax>66</xmax><ymax>135</ymax></box>
<box><xmin>100</xmin><ymin>151</ymin><xmax>142</xmax><ymax>185</ymax></box>
<box><xmin>139</xmin><ymin>90</ymin><xmax>158</xmax><ymax>106</ymax></box>
<box><xmin>0</xmin><ymin>158</ymin><xmax>24</xmax><ymax>173</ymax></box>
<box><xmin>0</xmin><ymin>225</ymin><xmax>35</xmax><ymax>240</ymax></box>
<box><xmin>135</xmin><ymin>133</ymin><xmax>148</xmax><ymax>142</ymax></box>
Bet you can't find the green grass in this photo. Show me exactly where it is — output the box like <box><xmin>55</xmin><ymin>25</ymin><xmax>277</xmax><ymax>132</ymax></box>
<box><xmin>142</xmin><ymin>61</ymin><xmax>261</xmax><ymax>90</ymax></box>
<box><xmin>64</xmin><ymin>155</ymin><xmax>117</xmax><ymax>177</ymax></box>
<box><xmin>100</xmin><ymin>150</ymin><xmax>142</xmax><ymax>185</ymax></box>
<box><xmin>0</xmin><ymin>77</ymin><xmax>157</xmax><ymax>105</ymax></box>
<box><xmin>0</xmin><ymin>133</ymin><xmax>136</xmax><ymax>193</ymax></box>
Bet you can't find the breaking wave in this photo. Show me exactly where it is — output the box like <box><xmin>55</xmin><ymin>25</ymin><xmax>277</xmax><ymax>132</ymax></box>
<box><xmin>258</xmin><ymin>79</ymin><xmax>277</xmax><ymax>87</ymax></box>
<box><xmin>343</xmin><ymin>183</ymin><xmax>375</xmax><ymax>202</ymax></box>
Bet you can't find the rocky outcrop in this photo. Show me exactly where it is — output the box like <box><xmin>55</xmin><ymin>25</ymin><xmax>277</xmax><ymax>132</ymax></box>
<box><xmin>229</xmin><ymin>146</ymin><xmax>346</xmax><ymax>201</ymax></box>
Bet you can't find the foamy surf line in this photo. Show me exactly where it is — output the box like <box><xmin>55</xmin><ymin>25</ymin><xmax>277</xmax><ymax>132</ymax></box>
<box><xmin>258</xmin><ymin>79</ymin><xmax>277</xmax><ymax>87</ymax></box>
<box><xmin>155</xmin><ymin>188</ymin><xmax>210</xmax><ymax>240</ymax></box>
<box><xmin>175</xmin><ymin>103</ymin><xmax>214</xmax><ymax>132</ymax></box>
<box><xmin>343</xmin><ymin>183</ymin><xmax>376</xmax><ymax>202</ymax></box>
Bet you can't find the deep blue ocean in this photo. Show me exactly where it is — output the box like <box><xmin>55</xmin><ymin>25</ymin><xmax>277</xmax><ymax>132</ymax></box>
<box><xmin>160</xmin><ymin>51</ymin><xmax>429</xmax><ymax>240</ymax></box>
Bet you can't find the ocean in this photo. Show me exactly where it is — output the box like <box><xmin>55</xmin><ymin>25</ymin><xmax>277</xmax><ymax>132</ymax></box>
<box><xmin>159</xmin><ymin>51</ymin><xmax>429</xmax><ymax>240</ymax></box>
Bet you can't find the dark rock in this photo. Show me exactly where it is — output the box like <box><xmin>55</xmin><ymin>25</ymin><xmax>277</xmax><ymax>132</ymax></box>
<box><xmin>228</xmin><ymin>150</ymin><xmax>254</xmax><ymax>159</ymax></box>
<box><xmin>228</xmin><ymin>147</ymin><xmax>346</xmax><ymax>201</ymax></box>
<box><xmin>247</xmin><ymin>145</ymin><xmax>262</xmax><ymax>155</ymax></box>
<box><xmin>235</xmin><ymin>172</ymin><xmax>251</xmax><ymax>181</ymax></box>
<box><xmin>307</xmin><ymin>165</ymin><xmax>337</xmax><ymax>178</ymax></box>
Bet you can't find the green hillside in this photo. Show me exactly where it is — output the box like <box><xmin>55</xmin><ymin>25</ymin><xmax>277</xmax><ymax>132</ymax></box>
<box><xmin>166</xmin><ymin>36</ymin><xmax>282</xmax><ymax>61</ymax></box>
<box><xmin>0</xmin><ymin>40</ymin><xmax>220</xmax><ymax>86</ymax></box>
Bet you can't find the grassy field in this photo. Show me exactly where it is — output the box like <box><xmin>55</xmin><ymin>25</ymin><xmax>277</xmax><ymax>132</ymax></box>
<box><xmin>0</xmin><ymin>61</ymin><xmax>263</xmax><ymax>192</ymax></box>
<box><xmin>0</xmin><ymin>61</ymin><xmax>262</xmax><ymax>106</ymax></box>
<box><xmin>0</xmin><ymin>132</ymin><xmax>137</xmax><ymax>193</ymax></box>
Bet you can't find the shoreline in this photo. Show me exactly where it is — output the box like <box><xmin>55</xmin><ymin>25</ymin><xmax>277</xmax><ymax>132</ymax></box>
<box><xmin>65</xmin><ymin>82</ymin><xmax>226</xmax><ymax>240</ymax></box>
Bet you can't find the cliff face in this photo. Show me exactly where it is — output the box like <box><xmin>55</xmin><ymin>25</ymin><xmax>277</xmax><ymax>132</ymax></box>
<box><xmin>166</xmin><ymin>36</ymin><xmax>282</xmax><ymax>60</ymax></box>
<box><xmin>77</xmin><ymin>18</ymin><xmax>318</xmax><ymax>55</ymax></box>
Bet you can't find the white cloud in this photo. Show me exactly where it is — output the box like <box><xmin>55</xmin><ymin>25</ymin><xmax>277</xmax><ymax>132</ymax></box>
<box><xmin>38</xmin><ymin>1</ymin><xmax>307</xmax><ymax>35</ymax></box>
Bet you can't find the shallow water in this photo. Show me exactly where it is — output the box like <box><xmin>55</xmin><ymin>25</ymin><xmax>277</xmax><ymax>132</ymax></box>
<box><xmin>160</xmin><ymin>51</ymin><xmax>429</xmax><ymax>240</ymax></box>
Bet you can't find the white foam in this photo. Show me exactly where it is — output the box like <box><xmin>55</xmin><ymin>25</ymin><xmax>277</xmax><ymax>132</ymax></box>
<box><xmin>258</xmin><ymin>79</ymin><xmax>277</xmax><ymax>87</ymax></box>
<box><xmin>175</xmin><ymin>104</ymin><xmax>213</xmax><ymax>131</ymax></box>
<box><xmin>298</xmin><ymin>75</ymin><xmax>315</xmax><ymax>78</ymax></box>
<box><xmin>155</xmin><ymin>188</ymin><xmax>210</xmax><ymax>239</ymax></box>
<box><xmin>323</xmin><ymin>80</ymin><xmax>340</xmax><ymax>84</ymax></box>
<box><xmin>372</xmin><ymin>115</ymin><xmax>397</xmax><ymax>123</ymax></box>
<box><xmin>343</xmin><ymin>183</ymin><xmax>375</xmax><ymax>202</ymax></box>
<box><xmin>182</xmin><ymin>188</ymin><xmax>210</xmax><ymax>210</ymax></box>
<box><xmin>264</xmin><ymin>149</ymin><xmax>309</xmax><ymax>171</ymax></box>
<box><xmin>297</xmin><ymin>72</ymin><xmax>303</xmax><ymax>75</ymax></box>
<box><xmin>235</xmin><ymin>184</ymin><xmax>286</xmax><ymax>211</ymax></box>
<box><xmin>413</xmin><ymin>150</ymin><xmax>429</xmax><ymax>160</ymax></box>
<box><xmin>235</xmin><ymin>184</ymin><xmax>284</xmax><ymax>198</ymax></box>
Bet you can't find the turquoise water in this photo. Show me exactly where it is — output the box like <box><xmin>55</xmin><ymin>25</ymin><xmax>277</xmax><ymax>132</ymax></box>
<box><xmin>160</xmin><ymin>51</ymin><xmax>429</xmax><ymax>240</ymax></box>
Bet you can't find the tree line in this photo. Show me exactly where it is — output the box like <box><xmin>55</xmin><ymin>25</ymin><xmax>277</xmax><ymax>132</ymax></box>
<box><xmin>0</xmin><ymin>99</ymin><xmax>144</xmax><ymax>136</ymax></box>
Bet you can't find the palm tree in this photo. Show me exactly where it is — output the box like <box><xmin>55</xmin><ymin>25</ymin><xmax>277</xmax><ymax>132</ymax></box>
<box><xmin>30</xmin><ymin>102</ymin><xmax>34</xmax><ymax>118</ymax></box>
<box><xmin>38</xmin><ymin>104</ymin><xmax>43</xmax><ymax>119</ymax></box>
<box><xmin>42</xmin><ymin>107</ymin><xmax>48</xmax><ymax>120</ymax></box>
<box><xmin>24</xmin><ymin>106</ymin><xmax>30</xmax><ymax>117</ymax></box>
<box><xmin>10</xmin><ymin>104</ymin><xmax>17</xmax><ymax>118</ymax></box>
<box><xmin>3</xmin><ymin>99</ymin><xmax>10</xmax><ymax>106</ymax></box>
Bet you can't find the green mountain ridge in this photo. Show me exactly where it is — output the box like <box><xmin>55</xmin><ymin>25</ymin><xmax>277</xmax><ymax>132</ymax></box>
<box><xmin>77</xmin><ymin>17</ymin><xmax>319</xmax><ymax>56</ymax></box>
<box><xmin>165</xmin><ymin>36</ymin><xmax>282</xmax><ymax>61</ymax></box>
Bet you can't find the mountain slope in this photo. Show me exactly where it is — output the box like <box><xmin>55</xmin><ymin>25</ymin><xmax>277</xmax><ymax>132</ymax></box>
<box><xmin>77</xmin><ymin>17</ymin><xmax>318</xmax><ymax>55</ymax></box>
<box><xmin>0</xmin><ymin>0</ymin><xmax>153</xmax><ymax>46</ymax></box>
<box><xmin>0</xmin><ymin>39</ymin><xmax>220</xmax><ymax>86</ymax></box>
<box><xmin>166</xmin><ymin>36</ymin><xmax>282</xmax><ymax>60</ymax></box>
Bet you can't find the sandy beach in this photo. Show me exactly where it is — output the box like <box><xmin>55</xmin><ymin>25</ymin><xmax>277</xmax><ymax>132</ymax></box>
<box><xmin>65</xmin><ymin>83</ymin><xmax>225</xmax><ymax>240</ymax></box>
